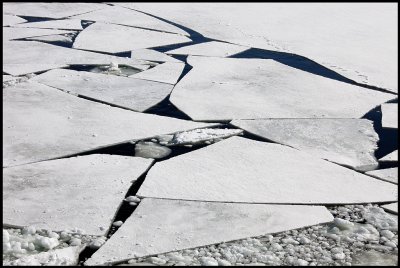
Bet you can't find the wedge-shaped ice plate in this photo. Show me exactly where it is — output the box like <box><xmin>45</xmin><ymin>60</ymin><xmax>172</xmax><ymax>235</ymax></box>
<box><xmin>85</xmin><ymin>198</ymin><xmax>333</xmax><ymax>265</ymax></box>
<box><xmin>3</xmin><ymin>155</ymin><xmax>153</xmax><ymax>236</ymax></box>
<box><xmin>14</xmin><ymin>18</ymin><xmax>83</xmax><ymax>30</ymax></box>
<box><xmin>129</xmin><ymin>62</ymin><xmax>185</xmax><ymax>84</ymax></box>
<box><xmin>3</xmin><ymin>82</ymin><xmax>214</xmax><ymax>167</ymax></box>
<box><xmin>366</xmin><ymin>168</ymin><xmax>398</xmax><ymax>184</ymax></box>
<box><xmin>3</xmin><ymin>14</ymin><xmax>27</xmax><ymax>26</ymax></box>
<box><xmin>3</xmin><ymin>27</ymin><xmax>75</xmax><ymax>41</ymax></box>
<box><xmin>167</xmin><ymin>41</ymin><xmax>248</xmax><ymax>57</ymax></box>
<box><xmin>131</xmin><ymin>49</ymin><xmax>181</xmax><ymax>63</ymax></box>
<box><xmin>381</xmin><ymin>103</ymin><xmax>398</xmax><ymax>129</ymax></box>
<box><xmin>32</xmin><ymin>69</ymin><xmax>174</xmax><ymax>112</ymax></box>
<box><xmin>138</xmin><ymin>136</ymin><xmax>397</xmax><ymax>204</ymax></box>
<box><xmin>73</xmin><ymin>22</ymin><xmax>191</xmax><ymax>54</ymax></box>
<box><xmin>171</xmin><ymin>57</ymin><xmax>395</xmax><ymax>121</ymax></box>
<box><xmin>379</xmin><ymin>150</ymin><xmax>398</xmax><ymax>162</ymax></box>
<box><xmin>381</xmin><ymin>203</ymin><xmax>398</xmax><ymax>215</ymax></box>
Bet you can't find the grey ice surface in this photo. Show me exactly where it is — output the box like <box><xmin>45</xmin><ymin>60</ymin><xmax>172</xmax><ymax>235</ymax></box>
<box><xmin>135</xmin><ymin>142</ymin><xmax>172</xmax><ymax>159</ymax></box>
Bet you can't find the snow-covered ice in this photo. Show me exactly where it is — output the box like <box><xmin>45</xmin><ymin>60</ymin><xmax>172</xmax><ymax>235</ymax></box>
<box><xmin>32</xmin><ymin>68</ymin><xmax>174</xmax><ymax>112</ymax></box>
<box><xmin>137</xmin><ymin>136</ymin><xmax>397</xmax><ymax>204</ymax></box>
<box><xmin>381</xmin><ymin>103</ymin><xmax>398</xmax><ymax>129</ymax></box>
<box><xmin>3</xmin><ymin>27</ymin><xmax>75</xmax><ymax>41</ymax></box>
<box><xmin>131</xmin><ymin>49</ymin><xmax>182</xmax><ymax>63</ymax></box>
<box><xmin>166</xmin><ymin>41</ymin><xmax>248</xmax><ymax>57</ymax></box>
<box><xmin>85</xmin><ymin>198</ymin><xmax>333</xmax><ymax>265</ymax></box>
<box><xmin>129</xmin><ymin>62</ymin><xmax>185</xmax><ymax>85</ymax></box>
<box><xmin>73</xmin><ymin>22</ymin><xmax>191</xmax><ymax>54</ymax></box>
<box><xmin>3</xmin><ymin>154</ymin><xmax>153</xmax><ymax>235</ymax></box>
<box><xmin>381</xmin><ymin>203</ymin><xmax>398</xmax><ymax>215</ymax></box>
<box><xmin>231</xmin><ymin>119</ymin><xmax>379</xmax><ymax>172</ymax></box>
<box><xmin>3</xmin><ymin>14</ymin><xmax>27</xmax><ymax>26</ymax></box>
<box><xmin>14</xmin><ymin>18</ymin><xmax>83</xmax><ymax>30</ymax></box>
<box><xmin>3</xmin><ymin>82</ymin><xmax>213</xmax><ymax>167</ymax></box>
<box><xmin>171</xmin><ymin>56</ymin><xmax>395</xmax><ymax>121</ymax></box>
<box><xmin>366</xmin><ymin>168</ymin><xmax>398</xmax><ymax>184</ymax></box>
<box><xmin>379</xmin><ymin>150</ymin><xmax>398</xmax><ymax>162</ymax></box>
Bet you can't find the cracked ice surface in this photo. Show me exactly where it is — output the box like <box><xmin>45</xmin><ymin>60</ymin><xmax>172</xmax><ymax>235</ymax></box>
<box><xmin>379</xmin><ymin>150</ymin><xmax>398</xmax><ymax>162</ymax></box>
<box><xmin>14</xmin><ymin>19</ymin><xmax>84</xmax><ymax>30</ymax></box>
<box><xmin>129</xmin><ymin>62</ymin><xmax>185</xmax><ymax>85</ymax></box>
<box><xmin>3</xmin><ymin>154</ymin><xmax>153</xmax><ymax>236</ymax></box>
<box><xmin>366</xmin><ymin>168</ymin><xmax>398</xmax><ymax>185</ymax></box>
<box><xmin>381</xmin><ymin>203</ymin><xmax>398</xmax><ymax>215</ymax></box>
<box><xmin>3</xmin><ymin>15</ymin><xmax>27</xmax><ymax>26</ymax></box>
<box><xmin>85</xmin><ymin>198</ymin><xmax>333</xmax><ymax>265</ymax></box>
<box><xmin>131</xmin><ymin>49</ymin><xmax>182</xmax><ymax>63</ymax></box>
<box><xmin>138</xmin><ymin>137</ymin><xmax>397</xmax><ymax>204</ymax></box>
<box><xmin>32</xmin><ymin>69</ymin><xmax>174</xmax><ymax>112</ymax></box>
<box><xmin>381</xmin><ymin>103</ymin><xmax>398</xmax><ymax>129</ymax></box>
<box><xmin>73</xmin><ymin>22</ymin><xmax>191</xmax><ymax>54</ymax></box>
<box><xmin>231</xmin><ymin>119</ymin><xmax>379</xmax><ymax>172</ymax></box>
<box><xmin>3</xmin><ymin>82</ymin><xmax>214</xmax><ymax>167</ymax></box>
<box><xmin>166</xmin><ymin>41</ymin><xmax>249</xmax><ymax>57</ymax></box>
<box><xmin>3</xmin><ymin>27</ymin><xmax>76</xmax><ymax>41</ymax></box>
<box><xmin>171</xmin><ymin>56</ymin><xmax>395</xmax><ymax>121</ymax></box>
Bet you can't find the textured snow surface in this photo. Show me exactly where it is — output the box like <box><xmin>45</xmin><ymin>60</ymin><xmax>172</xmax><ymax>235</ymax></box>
<box><xmin>85</xmin><ymin>198</ymin><xmax>333</xmax><ymax>265</ymax></box>
<box><xmin>366</xmin><ymin>168</ymin><xmax>398</xmax><ymax>184</ymax></box>
<box><xmin>232</xmin><ymin>119</ymin><xmax>379</xmax><ymax>172</ymax></box>
<box><xmin>131</xmin><ymin>49</ymin><xmax>182</xmax><ymax>63</ymax></box>
<box><xmin>171</xmin><ymin>56</ymin><xmax>395</xmax><ymax>121</ymax></box>
<box><xmin>3</xmin><ymin>82</ymin><xmax>213</xmax><ymax>167</ymax></box>
<box><xmin>32</xmin><ymin>69</ymin><xmax>174</xmax><ymax>112</ymax></box>
<box><xmin>166</xmin><ymin>41</ymin><xmax>248</xmax><ymax>57</ymax></box>
<box><xmin>138</xmin><ymin>137</ymin><xmax>397</xmax><ymax>204</ymax></box>
<box><xmin>122</xmin><ymin>3</ymin><xmax>397</xmax><ymax>92</ymax></box>
<box><xmin>3</xmin><ymin>27</ymin><xmax>75</xmax><ymax>41</ymax></box>
<box><xmin>129</xmin><ymin>62</ymin><xmax>185</xmax><ymax>84</ymax></box>
<box><xmin>381</xmin><ymin>203</ymin><xmax>398</xmax><ymax>215</ymax></box>
<box><xmin>72</xmin><ymin>5</ymin><xmax>187</xmax><ymax>35</ymax></box>
<box><xmin>3</xmin><ymin>155</ymin><xmax>153</xmax><ymax>235</ymax></box>
<box><xmin>3</xmin><ymin>15</ymin><xmax>27</xmax><ymax>26</ymax></box>
<box><xmin>14</xmin><ymin>19</ymin><xmax>83</xmax><ymax>30</ymax></box>
<box><xmin>73</xmin><ymin>22</ymin><xmax>191</xmax><ymax>54</ymax></box>
<box><xmin>379</xmin><ymin>150</ymin><xmax>398</xmax><ymax>162</ymax></box>
<box><xmin>381</xmin><ymin>103</ymin><xmax>398</xmax><ymax>129</ymax></box>
<box><xmin>3</xmin><ymin>41</ymin><xmax>149</xmax><ymax>76</ymax></box>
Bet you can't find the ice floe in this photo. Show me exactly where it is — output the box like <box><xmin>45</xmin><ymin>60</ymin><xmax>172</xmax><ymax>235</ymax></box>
<box><xmin>72</xmin><ymin>5</ymin><xmax>187</xmax><ymax>35</ymax></box>
<box><xmin>379</xmin><ymin>150</ymin><xmax>398</xmax><ymax>162</ymax></box>
<box><xmin>134</xmin><ymin>141</ymin><xmax>172</xmax><ymax>159</ymax></box>
<box><xmin>3</xmin><ymin>14</ymin><xmax>27</xmax><ymax>26</ymax></box>
<box><xmin>85</xmin><ymin>198</ymin><xmax>333</xmax><ymax>265</ymax></box>
<box><xmin>3</xmin><ymin>41</ymin><xmax>150</xmax><ymax>76</ymax></box>
<box><xmin>3</xmin><ymin>27</ymin><xmax>75</xmax><ymax>41</ymax></box>
<box><xmin>14</xmin><ymin>18</ymin><xmax>83</xmax><ymax>30</ymax></box>
<box><xmin>32</xmin><ymin>68</ymin><xmax>174</xmax><ymax>112</ymax></box>
<box><xmin>127</xmin><ymin>3</ymin><xmax>397</xmax><ymax>92</ymax></box>
<box><xmin>167</xmin><ymin>41</ymin><xmax>248</xmax><ymax>57</ymax></box>
<box><xmin>73</xmin><ymin>22</ymin><xmax>191</xmax><ymax>54</ymax></box>
<box><xmin>131</xmin><ymin>49</ymin><xmax>182</xmax><ymax>63</ymax></box>
<box><xmin>381</xmin><ymin>103</ymin><xmax>398</xmax><ymax>129</ymax></box>
<box><xmin>231</xmin><ymin>119</ymin><xmax>379</xmax><ymax>172</ymax></box>
<box><xmin>3</xmin><ymin>82</ymin><xmax>213</xmax><ymax>167</ymax></box>
<box><xmin>129</xmin><ymin>62</ymin><xmax>185</xmax><ymax>84</ymax></box>
<box><xmin>366</xmin><ymin>168</ymin><xmax>398</xmax><ymax>184</ymax></box>
<box><xmin>138</xmin><ymin>136</ymin><xmax>397</xmax><ymax>204</ymax></box>
<box><xmin>24</xmin><ymin>34</ymin><xmax>74</xmax><ymax>44</ymax></box>
<box><xmin>3</xmin><ymin>154</ymin><xmax>153</xmax><ymax>235</ymax></box>
<box><xmin>381</xmin><ymin>203</ymin><xmax>398</xmax><ymax>215</ymax></box>
<box><xmin>3</xmin><ymin>2</ymin><xmax>106</xmax><ymax>19</ymax></box>
<box><xmin>171</xmin><ymin>56</ymin><xmax>395</xmax><ymax>121</ymax></box>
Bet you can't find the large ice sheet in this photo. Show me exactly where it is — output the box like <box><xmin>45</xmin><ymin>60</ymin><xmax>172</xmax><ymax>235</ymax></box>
<box><xmin>3</xmin><ymin>2</ymin><xmax>106</xmax><ymax>19</ymax></box>
<box><xmin>171</xmin><ymin>57</ymin><xmax>395</xmax><ymax>121</ymax></box>
<box><xmin>381</xmin><ymin>203</ymin><xmax>398</xmax><ymax>214</ymax></box>
<box><xmin>3</xmin><ymin>155</ymin><xmax>153</xmax><ymax>235</ymax></box>
<box><xmin>14</xmin><ymin>19</ymin><xmax>83</xmax><ymax>30</ymax></box>
<box><xmin>72</xmin><ymin>5</ymin><xmax>187</xmax><ymax>35</ymax></box>
<box><xmin>379</xmin><ymin>150</ymin><xmax>398</xmax><ymax>162</ymax></box>
<box><xmin>366</xmin><ymin>168</ymin><xmax>398</xmax><ymax>184</ymax></box>
<box><xmin>231</xmin><ymin>119</ymin><xmax>379</xmax><ymax>171</ymax></box>
<box><xmin>167</xmin><ymin>41</ymin><xmax>248</xmax><ymax>57</ymax></box>
<box><xmin>3</xmin><ymin>27</ymin><xmax>75</xmax><ymax>41</ymax></box>
<box><xmin>3</xmin><ymin>41</ymin><xmax>150</xmax><ymax>76</ymax></box>
<box><xmin>131</xmin><ymin>49</ymin><xmax>181</xmax><ymax>63</ymax></box>
<box><xmin>120</xmin><ymin>3</ymin><xmax>397</xmax><ymax>92</ymax></box>
<box><xmin>3</xmin><ymin>82</ymin><xmax>214</xmax><ymax>167</ymax></box>
<box><xmin>138</xmin><ymin>137</ymin><xmax>397</xmax><ymax>204</ymax></box>
<box><xmin>32</xmin><ymin>69</ymin><xmax>174</xmax><ymax>112</ymax></box>
<box><xmin>3</xmin><ymin>14</ymin><xmax>27</xmax><ymax>26</ymax></box>
<box><xmin>85</xmin><ymin>198</ymin><xmax>333</xmax><ymax>265</ymax></box>
<box><xmin>73</xmin><ymin>22</ymin><xmax>191</xmax><ymax>54</ymax></box>
<box><xmin>381</xmin><ymin>103</ymin><xmax>398</xmax><ymax>129</ymax></box>
<box><xmin>129</xmin><ymin>62</ymin><xmax>185</xmax><ymax>84</ymax></box>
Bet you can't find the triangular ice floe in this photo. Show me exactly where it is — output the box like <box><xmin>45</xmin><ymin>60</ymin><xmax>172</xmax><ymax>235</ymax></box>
<box><xmin>129</xmin><ymin>62</ymin><xmax>185</xmax><ymax>84</ymax></box>
<box><xmin>381</xmin><ymin>203</ymin><xmax>398</xmax><ymax>215</ymax></box>
<box><xmin>14</xmin><ymin>18</ymin><xmax>83</xmax><ymax>30</ymax></box>
<box><xmin>131</xmin><ymin>48</ymin><xmax>181</xmax><ymax>63</ymax></box>
<box><xmin>3</xmin><ymin>14</ymin><xmax>27</xmax><ymax>26</ymax></box>
<box><xmin>3</xmin><ymin>27</ymin><xmax>75</xmax><ymax>41</ymax></box>
<box><xmin>85</xmin><ymin>198</ymin><xmax>333</xmax><ymax>265</ymax></box>
<box><xmin>138</xmin><ymin>136</ymin><xmax>397</xmax><ymax>204</ymax></box>
<box><xmin>379</xmin><ymin>150</ymin><xmax>398</xmax><ymax>162</ymax></box>
<box><xmin>366</xmin><ymin>168</ymin><xmax>398</xmax><ymax>184</ymax></box>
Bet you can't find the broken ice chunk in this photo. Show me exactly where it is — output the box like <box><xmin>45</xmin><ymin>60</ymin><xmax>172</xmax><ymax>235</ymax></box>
<box><xmin>129</xmin><ymin>62</ymin><xmax>185</xmax><ymax>85</ymax></box>
<box><xmin>131</xmin><ymin>49</ymin><xmax>181</xmax><ymax>63</ymax></box>
<box><xmin>379</xmin><ymin>150</ymin><xmax>398</xmax><ymax>162</ymax></box>
<box><xmin>169</xmin><ymin>128</ymin><xmax>243</xmax><ymax>146</ymax></box>
<box><xmin>135</xmin><ymin>142</ymin><xmax>172</xmax><ymax>159</ymax></box>
<box><xmin>381</xmin><ymin>103</ymin><xmax>398</xmax><ymax>129</ymax></box>
<box><xmin>366</xmin><ymin>168</ymin><xmax>398</xmax><ymax>184</ymax></box>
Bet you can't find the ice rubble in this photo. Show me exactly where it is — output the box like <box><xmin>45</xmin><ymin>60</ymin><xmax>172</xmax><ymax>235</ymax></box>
<box><xmin>3</xmin><ymin>41</ymin><xmax>150</xmax><ymax>76</ymax></box>
<box><xmin>166</xmin><ymin>41</ymin><xmax>249</xmax><ymax>57</ymax></box>
<box><xmin>382</xmin><ymin>203</ymin><xmax>398</xmax><ymax>215</ymax></box>
<box><xmin>85</xmin><ymin>198</ymin><xmax>333</xmax><ymax>265</ymax></box>
<box><xmin>32</xmin><ymin>68</ymin><xmax>174</xmax><ymax>112</ymax></box>
<box><xmin>167</xmin><ymin>128</ymin><xmax>243</xmax><ymax>146</ymax></box>
<box><xmin>14</xmin><ymin>18</ymin><xmax>83</xmax><ymax>30</ymax></box>
<box><xmin>138</xmin><ymin>136</ymin><xmax>397</xmax><ymax>204</ymax></box>
<box><xmin>381</xmin><ymin>103</ymin><xmax>398</xmax><ymax>129</ymax></box>
<box><xmin>3</xmin><ymin>2</ymin><xmax>106</xmax><ymax>19</ymax></box>
<box><xmin>3</xmin><ymin>27</ymin><xmax>75</xmax><ymax>41</ymax></box>
<box><xmin>129</xmin><ymin>62</ymin><xmax>185</xmax><ymax>85</ymax></box>
<box><xmin>3</xmin><ymin>154</ymin><xmax>153</xmax><ymax>235</ymax></box>
<box><xmin>3</xmin><ymin>14</ymin><xmax>27</xmax><ymax>26</ymax></box>
<box><xmin>3</xmin><ymin>82</ymin><xmax>213</xmax><ymax>167</ymax></box>
<box><xmin>379</xmin><ymin>150</ymin><xmax>398</xmax><ymax>162</ymax></box>
<box><xmin>123</xmin><ymin>3</ymin><xmax>397</xmax><ymax>92</ymax></box>
<box><xmin>131</xmin><ymin>49</ymin><xmax>182</xmax><ymax>63</ymax></box>
<box><xmin>366</xmin><ymin>168</ymin><xmax>398</xmax><ymax>184</ymax></box>
<box><xmin>231</xmin><ymin>119</ymin><xmax>379</xmax><ymax>172</ymax></box>
<box><xmin>72</xmin><ymin>5</ymin><xmax>187</xmax><ymax>36</ymax></box>
<box><xmin>171</xmin><ymin>56</ymin><xmax>395</xmax><ymax>121</ymax></box>
<box><xmin>72</xmin><ymin>22</ymin><xmax>191</xmax><ymax>54</ymax></box>
<box><xmin>134</xmin><ymin>142</ymin><xmax>172</xmax><ymax>159</ymax></box>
